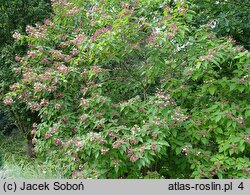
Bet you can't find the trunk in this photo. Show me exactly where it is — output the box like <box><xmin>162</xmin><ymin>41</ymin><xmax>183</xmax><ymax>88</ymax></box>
<box><xmin>26</xmin><ymin>134</ymin><xmax>34</xmax><ymax>157</ymax></box>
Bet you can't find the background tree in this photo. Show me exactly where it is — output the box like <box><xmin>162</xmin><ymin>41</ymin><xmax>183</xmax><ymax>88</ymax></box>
<box><xmin>0</xmin><ymin>0</ymin><xmax>52</xmax><ymax>154</ymax></box>
<box><xmin>190</xmin><ymin>0</ymin><xmax>250</xmax><ymax>49</ymax></box>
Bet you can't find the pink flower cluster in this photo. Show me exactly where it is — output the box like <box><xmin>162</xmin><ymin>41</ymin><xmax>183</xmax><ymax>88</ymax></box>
<box><xmin>80</xmin><ymin>98</ymin><xmax>89</xmax><ymax>107</ymax></box>
<box><xmin>100</xmin><ymin>147</ymin><xmax>109</xmax><ymax>154</ymax></box>
<box><xmin>54</xmin><ymin>138</ymin><xmax>62</xmax><ymax>145</ymax></box>
<box><xmin>15</xmin><ymin>55</ymin><xmax>21</xmax><ymax>61</ymax></box>
<box><xmin>26</xmin><ymin>24</ymin><xmax>46</xmax><ymax>38</ymax></box>
<box><xmin>71</xmin><ymin>48</ymin><xmax>79</xmax><ymax>56</ymax></box>
<box><xmin>155</xmin><ymin>88</ymin><xmax>177</xmax><ymax>107</ymax></box>
<box><xmin>27</xmin><ymin>51</ymin><xmax>37</xmax><ymax>58</ymax></box>
<box><xmin>74</xmin><ymin>139</ymin><xmax>83</xmax><ymax>147</ymax></box>
<box><xmin>171</xmin><ymin>108</ymin><xmax>189</xmax><ymax>122</ymax></box>
<box><xmin>41</xmin><ymin>56</ymin><xmax>50</xmax><ymax>65</ymax></box>
<box><xmin>3</xmin><ymin>96</ymin><xmax>14</xmax><ymax>105</ymax></box>
<box><xmin>57</xmin><ymin>64</ymin><xmax>69</xmax><ymax>74</ymax></box>
<box><xmin>63</xmin><ymin>7</ymin><xmax>80</xmax><ymax>17</ymax></box>
<box><xmin>50</xmin><ymin>49</ymin><xmax>64</xmax><ymax>59</ymax></box>
<box><xmin>55</xmin><ymin>103</ymin><xmax>61</xmax><ymax>110</ymax></box>
<box><xmin>91</xmin><ymin>27</ymin><xmax>111</xmax><ymax>42</ymax></box>
<box><xmin>39</xmin><ymin>72</ymin><xmax>52</xmax><ymax>82</ymax></box>
<box><xmin>43</xmin><ymin>19</ymin><xmax>54</xmax><ymax>26</ymax></box>
<box><xmin>80</xmin><ymin>114</ymin><xmax>89</xmax><ymax>122</ymax></box>
<box><xmin>72</xmin><ymin>34</ymin><xmax>86</xmax><ymax>48</ymax></box>
<box><xmin>45</xmin><ymin>132</ymin><xmax>52</xmax><ymax>139</ymax></box>
<box><xmin>29</xmin><ymin>102</ymin><xmax>41</xmax><ymax>112</ymax></box>
<box><xmin>34</xmin><ymin>82</ymin><xmax>44</xmax><ymax>92</ymax></box>
<box><xmin>12</xmin><ymin>32</ymin><xmax>22</xmax><ymax>40</ymax></box>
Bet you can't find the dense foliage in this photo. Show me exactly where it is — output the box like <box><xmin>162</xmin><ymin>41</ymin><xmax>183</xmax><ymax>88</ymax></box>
<box><xmin>191</xmin><ymin>0</ymin><xmax>250</xmax><ymax>50</ymax></box>
<box><xmin>2</xmin><ymin>0</ymin><xmax>250</xmax><ymax>178</ymax></box>
<box><xmin>0</xmin><ymin>0</ymin><xmax>52</xmax><ymax>135</ymax></box>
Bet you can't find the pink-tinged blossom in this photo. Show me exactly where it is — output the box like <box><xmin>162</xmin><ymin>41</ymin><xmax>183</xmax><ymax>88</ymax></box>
<box><xmin>12</xmin><ymin>32</ymin><xmax>22</xmax><ymax>40</ymax></box>
<box><xmin>32</xmin><ymin>138</ymin><xmax>38</xmax><ymax>144</ymax></box>
<box><xmin>17</xmin><ymin>94</ymin><xmax>22</xmax><ymax>100</ymax></box>
<box><xmin>129</xmin><ymin>137</ymin><xmax>137</xmax><ymax>145</ymax></box>
<box><xmin>122</xmin><ymin>2</ymin><xmax>130</xmax><ymax>9</ymax></box>
<box><xmin>126</xmin><ymin>148</ymin><xmax>133</xmax><ymax>155</ymax></box>
<box><xmin>146</xmin><ymin>33</ymin><xmax>157</xmax><ymax>43</ymax></box>
<box><xmin>14</xmin><ymin>67</ymin><xmax>21</xmax><ymax>73</ymax></box>
<box><xmin>23</xmin><ymin>71</ymin><xmax>36</xmax><ymax>83</ymax></box>
<box><xmin>29</xmin><ymin>102</ymin><xmax>41</xmax><ymax>111</ymax></box>
<box><xmin>26</xmin><ymin>24</ymin><xmax>46</xmax><ymax>38</ymax></box>
<box><xmin>32</xmin><ymin>123</ymin><xmax>38</xmax><ymax>128</ymax></box>
<box><xmin>39</xmin><ymin>73</ymin><xmax>52</xmax><ymax>82</ymax></box>
<box><xmin>129</xmin><ymin>155</ymin><xmax>138</xmax><ymax>162</ymax></box>
<box><xmin>178</xmin><ymin>6</ymin><xmax>187</xmax><ymax>14</ymax></box>
<box><xmin>43</xmin><ymin>19</ymin><xmax>53</xmax><ymax>26</ymax></box>
<box><xmin>72</xmin><ymin>153</ymin><xmax>79</xmax><ymax>161</ymax></box>
<box><xmin>15</xmin><ymin>55</ymin><xmax>21</xmax><ymax>61</ymax></box>
<box><xmin>31</xmin><ymin>129</ymin><xmax>37</xmax><ymax>135</ymax></box>
<box><xmin>138</xmin><ymin>146</ymin><xmax>145</xmax><ymax>154</ymax></box>
<box><xmin>3</xmin><ymin>96</ymin><xmax>14</xmax><ymax>105</ymax></box>
<box><xmin>45</xmin><ymin>132</ymin><xmax>52</xmax><ymax>139</ymax></box>
<box><xmin>55</xmin><ymin>103</ymin><xmax>61</xmax><ymax>110</ymax></box>
<box><xmin>106</xmin><ymin>130</ymin><xmax>118</xmax><ymax>139</ymax></box>
<box><xmin>169</xmin><ymin>23</ymin><xmax>178</xmax><ymax>34</ymax></box>
<box><xmin>71</xmin><ymin>48</ymin><xmax>79</xmax><ymax>56</ymax></box>
<box><xmin>54</xmin><ymin>93</ymin><xmax>64</xmax><ymax>99</ymax></box>
<box><xmin>63</xmin><ymin>7</ymin><xmax>80</xmax><ymax>17</ymax></box>
<box><xmin>27</xmin><ymin>51</ymin><xmax>37</xmax><ymax>58</ymax></box>
<box><xmin>54</xmin><ymin>138</ymin><xmax>62</xmax><ymax>145</ymax></box>
<box><xmin>163</xmin><ymin>5</ymin><xmax>170</xmax><ymax>11</ymax></box>
<box><xmin>80</xmin><ymin>97</ymin><xmax>89</xmax><ymax>107</ymax></box>
<box><xmin>80</xmin><ymin>87</ymin><xmax>88</xmax><ymax>95</ymax></box>
<box><xmin>57</xmin><ymin>64</ymin><xmax>69</xmax><ymax>74</ymax></box>
<box><xmin>92</xmin><ymin>66</ymin><xmax>105</xmax><ymax>75</ymax></box>
<box><xmin>47</xmin><ymin>85</ymin><xmax>57</xmax><ymax>92</ymax></box>
<box><xmin>150</xmin><ymin>144</ymin><xmax>157</xmax><ymax>151</ymax></box>
<box><xmin>72</xmin><ymin>34</ymin><xmax>86</xmax><ymax>48</ymax></box>
<box><xmin>72</xmin><ymin>170</ymin><xmax>78</xmax><ymax>178</ymax></box>
<box><xmin>62</xmin><ymin>139</ymin><xmax>73</xmax><ymax>148</ymax></box>
<box><xmin>100</xmin><ymin>147</ymin><xmax>109</xmax><ymax>154</ymax></box>
<box><xmin>112</xmin><ymin>140</ymin><xmax>122</xmax><ymax>149</ymax></box>
<box><xmin>26</xmin><ymin>25</ymin><xmax>35</xmax><ymax>35</ymax></box>
<box><xmin>80</xmin><ymin>114</ymin><xmax>89</xmax><ymax>122</ymax></box>
<box><xmin>64</xmin><ymin>55</ymin><xmax>72</xmax><ymax>62</ymax></box>
<box><xmin>166</xmin><ymin>33</ymin><xmax>174</xmax><ymax>40</ymax></box>
<box><xmin>34</xmin><ymin>82</ymin><xmax>43</xmax><ymax>92</ymax></box>
<box><xmin>74</xmin><ymin>139</ymin><xmax>83</xmax><ymax>147</ymax></box>
<box><xmin>130</xmin><ymin>127</ymin><xmax>137</xmax><ymax>134</ymax></box>
<box><xmin>41</xmin><ymin>56</ymin><xmax>50</xmax><ymax>65</ymax></box>
<box><xmin>91</xmin><ymin>27</ymin><xmax>111</xmax><ymax>42</ymax></box>
<box><xmin>50</xmin><ymin>49</ymin><xmax>64</xmax><ymax>59</ymax></box>
<box><xmin>51</xmin><ymin>126</ymin><xmax>59</xmax><ymax>133</ymax></box>
<box><xmin>9</xmin><ymin>83</ymin><xmax>19</xmax><ymax>91</ymax></box>
<box><xmin>40</xmin><ymin>98</ymin><xmax>49</xmax><ymax>107</ymax></box>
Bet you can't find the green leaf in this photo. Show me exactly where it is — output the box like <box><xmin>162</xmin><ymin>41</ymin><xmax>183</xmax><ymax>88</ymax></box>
<box><xmin>209</xmin><ymin>86</ymin><xmax>216</xmax><ymax>95</ymax></box>
<box><xmin>229</xmin><ymin>83</ymin><xmax>236</xmax><ymax>91</ymax></box>
<box><xmin>176</xmin><ymin>147</ymin><xmax>182</xmax><ymax>155</ymax></box>
<box><xmin>245</xmin><ymin>110</ymin><xmax>250</xmax><ymax>118</ymax></box>
<box><xmin>215</xmin><ymin>115</ymin><xmax>222</xmax><ymax>122</ymax></box>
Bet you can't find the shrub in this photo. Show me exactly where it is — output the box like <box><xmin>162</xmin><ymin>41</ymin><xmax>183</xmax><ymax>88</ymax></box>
<box><xmin>4</xmin><ymin>0</ymin><xmax>250</xmax><ymax>178</ymax></box>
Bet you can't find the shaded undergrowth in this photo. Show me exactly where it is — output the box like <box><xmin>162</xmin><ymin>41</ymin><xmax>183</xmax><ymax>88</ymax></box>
<box><xmin>0</xmin><ymin>129</ymin><xmax>64</xmax><ymax>179</ymax></box>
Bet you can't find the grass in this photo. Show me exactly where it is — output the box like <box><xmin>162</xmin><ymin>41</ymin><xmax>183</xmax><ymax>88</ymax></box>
<box><xmin>0</xmin><ymin>129</ymin><xmax>64</xmax><ymax>179</ymax></box>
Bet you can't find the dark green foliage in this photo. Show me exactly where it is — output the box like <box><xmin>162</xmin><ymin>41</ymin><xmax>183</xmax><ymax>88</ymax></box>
<box><xmin>191</xmin><ymin>0</ymin><xmax>250</xmax><ymax>49</ymax></box>
<box><xmin>0</xmin><ymin>0</ymin><xmax>52</xmax><ymax>45</ymax></box>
